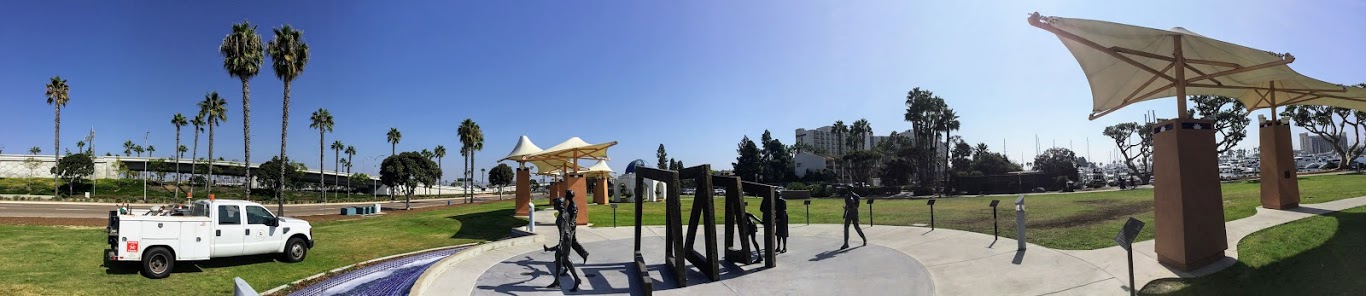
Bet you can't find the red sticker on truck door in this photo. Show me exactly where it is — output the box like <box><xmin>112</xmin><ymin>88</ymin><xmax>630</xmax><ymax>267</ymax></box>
<box><xmin>127</xmin><ymin>241</ymin><xmax>139</xmax><ymax>252</ymax></box>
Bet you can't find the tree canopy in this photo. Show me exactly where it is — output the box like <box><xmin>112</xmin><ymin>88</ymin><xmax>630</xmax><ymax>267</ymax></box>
<box><xmin>52</xmin><ymin>153</ymin><xmax>94</xmax><ymax>194</ymax></box>
<box><xmin>257</xmin><ymin>156</ymin><xmax>301</xmax><ymax>196</ymax></box>
<box><xmin>732</xmin><ymin>136</ymin><xmax>762</xmax><ymax>182</ymax></box>
<box><xmin>380</xmin><ymin>151</ymin><xmax>441</xmax><ymax>209</ymax></box>
<box><xmin>489</xmin><ymin>163</ymin><xmax>514</xmax><ymax>188</ymax></box>
<box><xmin>1188</xmin><ymin>95</ymin><xmax>1249</xmax><ymax>155</ymax></box>
<box><xmin>1033</xmin><ymin>148</ymin><xmax>1079</xmax><ymax>181</ymax></box>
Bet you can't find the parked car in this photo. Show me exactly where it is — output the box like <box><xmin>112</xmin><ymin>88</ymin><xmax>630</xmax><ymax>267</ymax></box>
<box><xmin>104</xmin><ymin>199</ymin><xmax>314</xmax><ymax>279</ymax></box>
<box><xmin>682</xmin><ymin>188</ymin><xmax>697</xmax><ymax>195</ymax></box>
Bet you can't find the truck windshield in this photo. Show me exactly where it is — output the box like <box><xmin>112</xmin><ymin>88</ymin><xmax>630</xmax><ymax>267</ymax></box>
<box><xmin>189</xmin><ymin>202</ymin><xmax>210</xmax><ymax>217</ymax></box>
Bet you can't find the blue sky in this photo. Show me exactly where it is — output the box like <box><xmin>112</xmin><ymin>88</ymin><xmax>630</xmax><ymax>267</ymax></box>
<box><xmin>2</xmin><ymin>1</ymin><xmax>1364</xmax><ymax>178</ymax></box>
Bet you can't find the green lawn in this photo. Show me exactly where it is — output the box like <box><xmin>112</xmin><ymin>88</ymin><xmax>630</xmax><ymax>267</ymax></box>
<box><xmin>0</xmin><ymin>177</ymin><xmax>470</xmax><ymax>204</ymax></box>
<box><xmin>1141</xmin><ymin>204</ymin><xmax>1366</xmax><ymax>295</ymax></box>
<box><xmin>0</xmin><ymin>201</ymin><xmax>526</xmax><ymax>296</ymax></box>
<box><xmin>586</xmin><ymin>173</ymin><xmax>1366</xmax><ymax>250</ymax></box>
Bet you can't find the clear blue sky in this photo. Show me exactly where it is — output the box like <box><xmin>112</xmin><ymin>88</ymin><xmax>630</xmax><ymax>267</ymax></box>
<box><xmin>2</xmin><ymin>1</ymin><xmax>1364</xmax><ymax>178</ymax></box>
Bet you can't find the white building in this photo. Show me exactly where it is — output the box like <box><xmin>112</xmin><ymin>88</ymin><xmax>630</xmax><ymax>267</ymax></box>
<box><xmin>793</xmin><ymin>151</ymin><xmax>827</xmax><ymax>178</ymax></box>
<box><xmin>1298</xmin><ymin>132</ymin><xmax>1346</xmax><ymax>154</ymax></box>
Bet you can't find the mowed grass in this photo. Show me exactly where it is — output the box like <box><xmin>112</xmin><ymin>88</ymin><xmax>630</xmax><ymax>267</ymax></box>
<box><xmin>0</xmin><ymin>201</ymin><xmax>527</xmax><ymax>296</ymax></box>
<box><xmin>586</xmin><ymin>173</ymin><xmax>1366</xmax><ymax>250</ymax></box>
<box><xmin>1142</xmin><ymin>204</ymin><xmax>1366</xmax><ymax>295</ymax></box>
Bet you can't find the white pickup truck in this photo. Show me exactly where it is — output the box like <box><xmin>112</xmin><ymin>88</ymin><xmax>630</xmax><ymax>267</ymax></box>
<box><xmin>104</xmin><ymin>199</ymin><xmax>315</xmax><ymax>279</ymax></box>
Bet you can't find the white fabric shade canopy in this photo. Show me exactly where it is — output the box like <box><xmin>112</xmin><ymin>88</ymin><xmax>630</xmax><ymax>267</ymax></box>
<box><xmin>501</xmin><ymin>135</ymin><xmax>544</xmax><ymax>162</ymax></box>
<box><xmin>523</xmin><ymin>137</ymin><xmax>616</xmax><ymax>162</ymax></box>
<box><xmin>1028</xmin><ymin>14</ymin><xmax>1365</xmax><ymax>118</ymax></box>
<box><xmin>578</xmin><ymin>160</ymin><xmax>614</xmax><ymax>177</ymax></box>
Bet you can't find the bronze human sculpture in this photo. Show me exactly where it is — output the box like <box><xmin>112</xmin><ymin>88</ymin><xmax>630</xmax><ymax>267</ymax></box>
<box><xmin>543</xmin><ymin>190</ymin><xmax>585</xmax><ymax>291</ymax></box>
<box><xmin>841</xmin><ymin>191</ymin><xmax>867</xmax><ymax>249</ymax></box>
<box><xmin>775</xmin><ymin>194</ymin><xmax>789</xmax><ymax>253</ymax></box>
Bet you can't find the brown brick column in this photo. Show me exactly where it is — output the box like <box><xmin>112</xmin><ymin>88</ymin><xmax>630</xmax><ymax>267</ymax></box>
<box><xmin>549</xmin><ymin>181</ymin><xmax>560</xmax><ymax>199</ymax></box>
<box><xmin>1152</xmin><ymin>119</ymin><xmax>1228</xmax><ymax>271</ymax></box>
<box><xmin>514</xmin><ymin>167</ymin><xmax>532</xmax><ymax>216</ymax></box>
<box><xmin>565</xmin><ymin>174</ymin><xmax>589</xmax><ymax>225</ymax></box>
<box><xmin>1258</xmin><ymin>121</ymin><xmax>1299</xmax><ymax>209</ymax></box>
<box><xmin>593</xmin><ymin>177</ymin><xmax>609</xmax><ymax>205</ymax></box>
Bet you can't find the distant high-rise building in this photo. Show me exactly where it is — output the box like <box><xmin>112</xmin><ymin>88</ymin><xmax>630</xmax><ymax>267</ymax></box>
<box><xmin>1298</xmin><ymin>132</ymin><xmax>1345</xmax><ymax>154</ymax></box>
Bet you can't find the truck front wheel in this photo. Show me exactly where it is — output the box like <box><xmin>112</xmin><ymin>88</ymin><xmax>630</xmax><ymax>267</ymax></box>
<box><xmin>140</xmin><ymin>247</ymin><xmax>174</xmax><ymax>279</ymax></box>
<box><xmin>281</xmin><ymin>238</ymin><xmax>308</xmax><ymax>263</ymax></box>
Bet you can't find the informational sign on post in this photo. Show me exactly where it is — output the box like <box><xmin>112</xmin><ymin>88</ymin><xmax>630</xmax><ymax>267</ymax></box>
<box><xmin>989</xmin><ymin>200</ymin><xmax>1000</xmax><ymax>241</ymax></box>
<box><xmin>1115</xmin><ymin>217</ymin><xmax>1145</xmax><ymax>296</ymax></box>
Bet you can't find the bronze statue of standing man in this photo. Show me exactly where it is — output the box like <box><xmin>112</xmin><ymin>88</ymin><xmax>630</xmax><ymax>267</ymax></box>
<box><xmin>841</xmin><ymin>190</ymin><xmax>867</xmax><ymax>249</ymax></box>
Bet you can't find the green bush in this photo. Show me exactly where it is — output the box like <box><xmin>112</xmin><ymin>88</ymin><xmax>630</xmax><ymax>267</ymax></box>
<box><xmin>785</xmin><ymin>182</ymin><xmax>807</xmax><ymax>191</ymax></box>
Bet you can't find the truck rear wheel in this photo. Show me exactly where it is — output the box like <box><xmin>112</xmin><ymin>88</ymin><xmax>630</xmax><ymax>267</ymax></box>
<box><xmin>281</xmin><ymin>237</ymin><xmax>308</xmax><ymax>263</ymax></box>
<box><xmin>140</xmin><ymin>247</ymin><xmax>174</xmax><ymax>279</ymax></box>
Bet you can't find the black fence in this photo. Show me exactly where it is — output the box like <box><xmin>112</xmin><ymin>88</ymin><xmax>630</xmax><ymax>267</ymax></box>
<box><xmin>952</xmin><ymin>172</ymin><xmax>1069</xmax><ymax>195</ymax></box>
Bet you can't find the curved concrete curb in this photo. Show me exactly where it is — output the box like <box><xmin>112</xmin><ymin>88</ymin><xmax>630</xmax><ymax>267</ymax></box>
<box><xmin>260</xmin><ymin>243</ymin><xmax>477</xmax><ymax>296</ymax></box>
<box><xmin>409</xmin><ymin>229</ymin><xmax>544</xmax><ymax>296</ymax></box>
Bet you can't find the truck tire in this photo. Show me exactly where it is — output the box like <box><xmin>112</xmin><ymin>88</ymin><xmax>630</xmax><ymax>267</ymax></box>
<box><xmin>140</xmin><ymin>247</ymin><xmax>174</xmax><ymax>279</ymax></box>
<box><xmin>281</xmin><ymin>237</ymin><xmax>308</xmax><ymax>263</ymax></box>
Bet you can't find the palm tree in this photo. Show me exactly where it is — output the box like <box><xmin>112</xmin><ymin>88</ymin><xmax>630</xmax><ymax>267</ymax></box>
<box><xmin>434</xmin><ymin>145</ymin><xmax>446</xmax><ymax>197</ymax></box>
<box><xmin>76</xmin><ymin>141</ymin><xmax>86</xmax><ymax>155</ymax></box>
<box><xmin>344</xmin><ymin>145</ymin><xmax>356</xmax><ymax>191</ymax></box>
<box><xmin>939</xmin><ymin>108</ymin><xmax>960</xmax><ymax>195</ymax></box>
<box><xmin>134</xmin><ymin>145</ymin><xmax>144</xmax><ymax>157</ymax></box>
<box><xmin>331</xmin><ymin>140</ymin><xmax>344</xmax><ymax>199</ymax></box>
<box><xmin>221</xmin><ymin>21</ymin><xmax>265</xmax><ymax>199</ymax></box>
<box><xmin>30</xmin><ymin>147</ymin><xmax>41</xmax><ymax>155</ymax></box>
<box><xmin>309</xmin><ymin>108</ymin><xmax>333</xmax><ymax>202</ymax></box>
<box><xmin>147</xmin><ymin>145</ymin><xmax>156</xmax><ymax>158</ymax></box>
<box><xmin>831</xmin><ymin>120</ymin><xmax>847</xmax><ymax>184</ymax></box>
<box><xmin>171</xmin><ymin>114</ymin><xmax>187</xmax><ymax>197</ymax></box>
<box><xmin>268</xmin><ymin>24</ymin><xmax>310</xmax><ymax>215</ymax></box>
<box><xmin>190</xmin><ymin>115</ymin><xmax>205</xmax><ymax>195</ymax></box>
<box><xmin>123</xmin><ymin>141</ymin><xmax>135</xmax><ymax>157</ymax></box>
<box><xmin>457</xmin><ymin>119</ymin><xmax>483</xmax><ymax>203</ymax></box>
<box><xmin>46</xmin><ymin>76</ymin><xmax>70</xmax><ymax>196</ymax></box>
<box><xmin>386</xmin><ymin>128</ymin><xmax>401</xmax><ymax>155</ymax></box>
<box><xmin>199</xmin><ymin>92</ymin><xmax>228</xmax><ymax>194</ymax></box>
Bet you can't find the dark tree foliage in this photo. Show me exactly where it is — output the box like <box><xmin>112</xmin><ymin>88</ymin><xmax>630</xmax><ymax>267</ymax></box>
<box><xmin>489</xmin><ymin>163</ymin><xmax>514</xmax><ymax>187</ymax></box>
<box><xmin>970</xmin><ymin>152</ymin><xmax>1021</xmax><ymax>176</ymax></box>
<box><xmin>52</xmin><ymin>153</ymin><xmax>94</xmax><ymax>195</ymax></box>
<box><xmin>732</xmin><ymin>136</ymin><xmax>762</xmax><ymax>182</ymax></box>
<box><xmin>1033</xmin><ymin>148</ymin><xmax>1080</xmax><ymax>182</ymax></box>
<box><xmin>380</xmin><ymin>151</ymin><xmax>441</xmax><ymax>209</ymax></box>
<box><xmin>760</xmin><ymin>130</ymin><xmax>795</xmax><ymax>184</ymax></box>
<box><xmin>1282</xmin><ymin>104</ymin><xmax>1365</xmax><ymax>169</ymax></box>
<box><xmin>1188</xmin><ymin>95</ymin><xmax>1249</xmax><ymax>155</ymax></box>
<box><xmin>842</xmin><ymin>150</ymin><xmax>881</xmax><ymax>187</ymax></box>
<box><xmin>656</xmin><ymin>144</ymin><xmax>668</xmax><ymax>170</ymax></box>
<box><xmin>1103</xmin><ymin>122</ymin><xmax>1154</xmax><ymax>183</ymax></box>
<box><xmin>257</xmin><ymin>156</ymin><xmax>301</xmax><ymax>196</ymax></box>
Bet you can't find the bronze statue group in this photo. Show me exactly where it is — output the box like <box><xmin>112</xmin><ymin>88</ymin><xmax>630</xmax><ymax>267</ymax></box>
<box><xmin>543</xmin><ymin>190</ymin><xmax>589</xmax><ymax>291</ymax></box>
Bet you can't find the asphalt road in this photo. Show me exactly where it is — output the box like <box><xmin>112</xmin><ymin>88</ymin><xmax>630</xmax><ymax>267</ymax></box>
<box><xmin>0</xmin><ymin>194</ymin><xmax>516</xmax><ymax>218</ymax></box>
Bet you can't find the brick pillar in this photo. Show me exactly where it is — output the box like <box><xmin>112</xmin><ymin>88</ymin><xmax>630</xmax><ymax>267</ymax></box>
<box><xmin>565</xmin><ymin>173</ymin><xmax>589</xmax><ymax>225</ymax></box>
<box><xmin>1258</xmin><ymin>121</ymin><xmax>1299</xmax><ymax>209</ymax></box>
<box><xmin>549</xmin><ymin>181</ymin><xmax>560</xmax><ymax>199</ymax></box>
<box><xmin>594</xmin><ymin>177</ymin><xmax>609</xmax><ymax>205</ymax></box>
<box><xmin>514</xmin><ymin>167</ymin><xmax>532</xmax><ymax>216</ymax></box>
<box><xmin>1152</xmin><ymin>119</ymin><xmax>1228</xmax><ymax>271</ymax></box>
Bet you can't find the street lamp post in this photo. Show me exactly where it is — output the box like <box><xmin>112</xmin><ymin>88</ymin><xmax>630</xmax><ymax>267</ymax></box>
<box><xmin>143</xmin><ymin>132</ymin><xmax>148</xmax><ymax>202</ymax></box>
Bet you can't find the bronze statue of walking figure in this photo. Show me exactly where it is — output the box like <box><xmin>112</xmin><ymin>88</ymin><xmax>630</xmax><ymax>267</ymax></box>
<box><xmin>543</xmin><ymin>190</ymin><xmax>585</xmax><ymax>291</ymax></box>
<box><xmin>544</xmin><ymin>197</ymin><xmax>589</xmax><ymax>264</ymax></box>
<box><xmin>842</xmin><ymin>190</ymin><xmax>867</xmax><ymax>249</ymax></box>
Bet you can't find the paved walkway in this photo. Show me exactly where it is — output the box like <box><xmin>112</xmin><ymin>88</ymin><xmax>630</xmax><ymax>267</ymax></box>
<box><xmin>414</xmin><ymin>195</ymin><xmax>1366</xmax><ymax>295</ymax></box>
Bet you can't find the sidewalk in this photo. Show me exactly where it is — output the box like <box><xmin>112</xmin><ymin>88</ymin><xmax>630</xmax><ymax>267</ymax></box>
<box><xmin>413</xmin><ymin>195</ymin><xmax>1366</xmax><ymax>295</ymax></box>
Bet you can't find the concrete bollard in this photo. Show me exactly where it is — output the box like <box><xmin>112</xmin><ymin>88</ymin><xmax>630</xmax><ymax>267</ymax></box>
<box><xmin>233</xmin><ymin>277</ymin><xmax>260</xmax><ymax>296</ymax></box>
<box><xmin>375</xmin><ymin>203</ymin><xmax>382</xmax><ymax>214</ymax></box>
<box><xmin>527</xmin><ymin>202</ymin><xmax>536</xmax><ymax>232</ymax></box>
<box><xmin>1015</xmin><ymin>195</ymin><xmax>1027</xmax><ymax>251</ymax></box>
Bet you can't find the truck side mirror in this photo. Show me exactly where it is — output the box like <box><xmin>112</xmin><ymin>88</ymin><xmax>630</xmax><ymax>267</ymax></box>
<box><xmin>266</xmin><ymin>218</ymin><xmax>279</xmax><ymax>227</ymax></box>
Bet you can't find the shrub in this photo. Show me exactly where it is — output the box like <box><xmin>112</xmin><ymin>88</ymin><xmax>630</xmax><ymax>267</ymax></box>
<box><xmin>785</xmin><ymin>182</ymin><xmax>807</xmax><ymax>191</ymax></box>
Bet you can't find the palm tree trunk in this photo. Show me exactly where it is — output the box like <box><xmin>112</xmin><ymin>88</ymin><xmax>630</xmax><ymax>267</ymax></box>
<box><xmin>437</xmin><ymin>156</ymin><xmax>442</xmax><ymax>197</ymax></box>
<box><xmin>333</xmin><ymin>149</ymin><xmax>339</xmax><ymax>201</ymax></box>
<box><xmin>241</xmin><ymin>79</ymin><xmax>253</xmax><ymax>200</ymax></box>
<box><xmin>470</xmin><ymin>151</ymin><xmax>476</xmax><ymax>202</ymax></box>
<box><xmin>208</xmin><ymin>122</ymin><xmax>215</xmax><ymax>194</ymax></box>
<box><xmin>319</xmin><ymin>130</ymin><xmax>325</xmax><ymax>204</ymax></box>
<box><xmin>278</xmin><ymin>81</ymin><xmax>291</xmax><ymax>216</ymax></box>
<box><xmin>54</xmin><ymin>107</ymin><xmax>60</xmax><ymax>197</ymax></box>
<box><xmin>174</xmin><ymin>127</ymin><xmax>181</xmax><ymax>199</ymax></box>
<box><xmin>192</xmin><ymin>129</ymin><xmax>199</xmax><ymax>197</ymax></box>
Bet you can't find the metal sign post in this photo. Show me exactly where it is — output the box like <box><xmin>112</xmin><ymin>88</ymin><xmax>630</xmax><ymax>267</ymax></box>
<box><xmin>866</xmin><ymin>198</ymin><xmax>875</xmax><ymax>227</ymax></box>
<box><xmin>527</xmin><ymin>202</ymin><xmax>536</xmax><ymax>233</ymax></box>
<box><xmin>989</xmin><ymin>200</ymin><xmax>1000</xmax><ymax>242</ymax></box>
<box><xmin>1115</xmin><ymin>217</ymin><xmax>1145</xmax><ymax>296</ymax></box>
<box><xmin>1015</xmin><ymin>195</ymin><xmax>1026</xmax><ymax>251</ymax></box>
<box><xmin>611</xmin><ymin>203</ymin><xmax>619</xmax><ymax>227</ymax></box>
<box><xmin>804</xmin><ymin>199</ymin><xmax>811</xmax><ymax>225</ymax></box>
<box><xmin>927</xmin><ymin>199</ymin><xmax>937</xmax><ymax>230</ymax></box>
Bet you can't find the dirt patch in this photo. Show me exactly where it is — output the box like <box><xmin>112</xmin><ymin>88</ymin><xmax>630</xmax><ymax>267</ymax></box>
<box><xmin>1031</xmin><ymin>201</ymin><xmax>1153</xmax><ymax>229</ymax></box>
<box><xmin>0</xmin><ymin>217</ymin><xmax>106</xmax><ymax>227</ymax></box>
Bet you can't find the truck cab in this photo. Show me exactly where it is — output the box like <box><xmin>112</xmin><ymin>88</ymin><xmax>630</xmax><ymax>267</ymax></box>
<box><xmin>105</xmin><ymin>199</ymin><xmax>314</xmax><ymax>279</ymax></box>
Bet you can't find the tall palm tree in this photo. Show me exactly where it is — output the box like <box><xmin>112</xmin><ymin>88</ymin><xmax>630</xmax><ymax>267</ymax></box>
<box><xmin>123</xmin><ymin>141</ymin><xmax>134</xmax><ymax>156</ymax></box>
<box><xmin>221</xmin><ymin>21</ymin><xmax>265</xmax><ymax>200</ymax></box>
<box><xmin>331</xmin><ymin>140</ymin><xmax>344</xmax><ymax>199</ymax></box>
<box><xmin>309</xmin><ymin>108</ymin><xmax>334</xmax><ymax>203</ymax></box>
<box><xmin>386</xmin><ymin>128</ymin><xmax>401</xmax><ymax>156</ymax></box>
<box><xmin>940</xmin><ymin>108</ymin><xmax>960</xmax><ymax>195</ymax></box>
<box><xmin>171</xmin><ymin>114</ymin><xmax>187</xmax><ymax>197</ymax></box>
<box><xmin>147</xmin><ymin>145</ymin><xmax>156</xmax><ymax>158</ymax></box>
<box><xmin>344</xmin><ymin>145</ymin><xmax>356</xmax><ymax>191</ymax></box>
<box><xmin>76</xmin><ymin>141</ymin><xmax>86</xmax><ymax>155</ymax></box>
<box><xmin>199</xmin><ymin>92</ymin><xmax>228</xmax><ymax>194</ymax></box>
<box><xmin>457</xmin><ymin>119</ymin><xmax>483</xmax><ymax>203</ymax></box>
<box><xmin>268</xmin><ymin>24</ymin><xmax>310</xmax><ymax>215</ymax></box>
<box><xmin>434</xmin><ymin>145</ymin><xmax>446</xmax><ymax>197</ymax></box>
<box><xmin>46</xmin><ymin>76</ymin><xmax>70</xmax><ymax>196</ymax></box>
<box><xmin>190</xmin><ymin>115</ymin><xmax>205</xmax><ymax>195</ymax></box>
<box><xmin>831</xmin><ymin>120</ymin><xmax>847</xmax><ymax>184</ymax></box>
<box><xmin>134</xmin><ymin>145</ymin><xmax>144</xmax><ymax>157</ymax></box>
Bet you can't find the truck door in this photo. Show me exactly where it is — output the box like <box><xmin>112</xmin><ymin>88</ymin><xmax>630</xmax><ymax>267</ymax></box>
<box><xmin>243</xmin><ymin>205</ymin><xmax>282</xmax><ymax>255</ymax></box>
<box><xmin>212</xmin><ymin>205</ymin><xmax>245</xmax><ymax>257</ymax></box>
